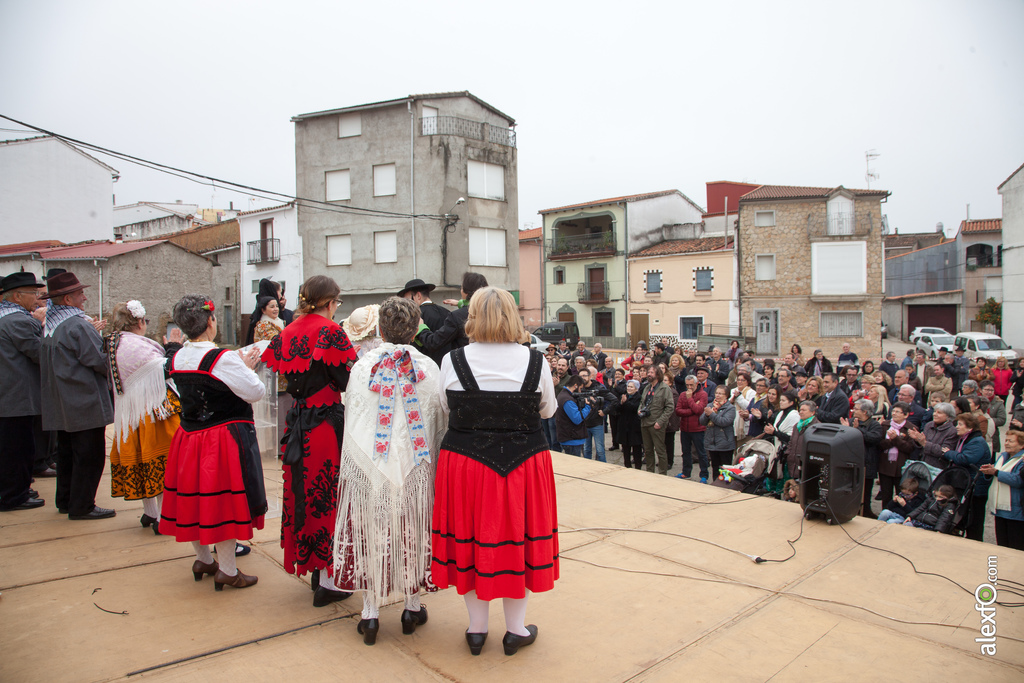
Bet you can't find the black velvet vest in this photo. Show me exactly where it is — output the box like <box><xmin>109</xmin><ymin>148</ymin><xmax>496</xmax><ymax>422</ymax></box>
<box><xmin>441</xmin><ymin>347</ymin><xmax>548</xmax><ymax>476</ymax></box>
<box><xmin>172</xmin><ymin>349</ymin><xmax>255</xmax><ymax>432</ymax></box>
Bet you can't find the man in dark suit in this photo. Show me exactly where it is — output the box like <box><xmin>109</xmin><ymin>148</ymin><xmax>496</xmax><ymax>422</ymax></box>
<box><xmin>399</xmin><ymin>278</ymin><xmax>450</xmax><ymax>331</ymax></box>
<box><xmin>816</xmin><ymin>372</ymin><xmax>849</xmax><ymax>424</ymax></box>
<box><xmin>417</xmin><ymin>272</ymin><xmax>486</xmax><ymax>361</ymax></box>
<box><xmin>592</xmin><ymin>343</ymin><xmax>608</xmax><ymax>371</ymax></box>
<box><xmin>894</xmin><ymin>383</ymin><xmax>928</xmax><ymax>428</ymax></box>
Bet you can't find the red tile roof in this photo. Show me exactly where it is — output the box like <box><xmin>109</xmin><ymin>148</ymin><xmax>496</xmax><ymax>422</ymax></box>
<box><xmin>739</xmin><ymin>185</ymin><xmax>890</xmax><ymax>202</ymax></box>
<box><xmin>39</xmin><ymin>241</ymin><xmax>167</xmax><ymax>259</ymax></box>
<box><xmin>518</xmin><ymin>228</ymin><xmax>542</xmax><ymax>240</ymax></box>
<box><xmin>958</xmin><ymin>218</ymin><xmax>1001</xmax><ymax>234</ymax></box>
<box><xmin>0</xmin><ymin>240</ymin><xmax>65</xmax><ymax>256</ymax></box>
<box><xmin>632</xmin><ymin>236</ymin><xmax>734</xmax><ymax>258</ymax></box>
<box><xmin>235</xmin><ymin>202</ymin><xmax>294</xmax><ymax>217</ymax></box>
<box><xmin>540</xmin><ymin>190</ymin><xmax>682</xmax><ymax>215</ymax></box>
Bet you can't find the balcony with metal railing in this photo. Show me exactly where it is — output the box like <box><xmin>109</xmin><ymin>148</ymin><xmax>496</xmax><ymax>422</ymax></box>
<box><xmin>547</xmin><ymin>231</ymin><xmax>617</xmax><ymax>260</ymax></box>
<box><xmin>420</xmin><ymin>116</ymin><xmax>516</xmax><ymax>148</ymax></box>
<box><xmin>247</xmin><ymin>238</ymin><xmax>280</xmax><ymax>265</ymax></box>
<box><xmin>808</xmin><ymin>212</ymin><xmax>873</xmax><ymax>240</ymax></box>
<box><xmin>577</xmin><ymin>281</ymin><xmax>610</xmax><ymax>304</ymax></box>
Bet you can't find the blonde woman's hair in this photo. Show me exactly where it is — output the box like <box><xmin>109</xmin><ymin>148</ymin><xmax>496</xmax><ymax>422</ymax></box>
<box><xmin>464</xmin><ymin>286</ymin><xmax>528</xmax><ymax>344</ymax></box>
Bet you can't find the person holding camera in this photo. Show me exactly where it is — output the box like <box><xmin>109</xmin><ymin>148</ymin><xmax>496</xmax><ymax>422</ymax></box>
<box><xmin>639</xmin><ymin>365</ymin><xmax>674</xmax><ymax>475</ymax></box>
<box><xmin>556</xmin><ymin>375</ymin><xmax>592</xmax><ymax>456</ymax></box>
<box><xmin>579</xmin><ymin>368</ymin><xmax>613</xmax><ymax>462</ymax></box>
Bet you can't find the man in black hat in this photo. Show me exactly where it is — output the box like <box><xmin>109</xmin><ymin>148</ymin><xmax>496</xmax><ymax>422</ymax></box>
<box><xmin>398</xmin><ymin>278</ymin><xmax>449</xmax><ymax>332</ymax></box>
<box><xmin>0</xmin><ymin>272</ymin><xmax>48</xmax><ymax>511</ymax></box>
<box><xmin>39</xmin><ymin>272</ymin><xmax>116</xmax><ymax>520</ymax></box>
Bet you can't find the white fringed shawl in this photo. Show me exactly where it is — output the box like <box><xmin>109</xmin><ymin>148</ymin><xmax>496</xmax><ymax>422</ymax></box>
<box><xmin>109</xmin><ymin>332</ymin><xmax>174</xmax><ymax>445</ymax></box>
<box><xmin>332</xmin><ymin>344</ymin><xmax>445</xmax><ymax>605</ymax></box>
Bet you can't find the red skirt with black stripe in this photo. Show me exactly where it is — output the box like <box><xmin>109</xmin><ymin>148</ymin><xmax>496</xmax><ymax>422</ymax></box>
<box><xmin>431</xmin><ymin>449</ymin><xmax>559</xmax><ymax>600</ymax></box>
<box><xmin>159</xmin><ymin>423</ymin><xmax>265</xmax><ymax>544</ymax></box>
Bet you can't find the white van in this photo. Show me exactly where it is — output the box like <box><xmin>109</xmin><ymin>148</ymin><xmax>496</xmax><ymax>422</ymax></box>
<box><xmin>953</xmin><ymin>332</ymin><xmax>1018</xmax><ymax>363</ymax></box>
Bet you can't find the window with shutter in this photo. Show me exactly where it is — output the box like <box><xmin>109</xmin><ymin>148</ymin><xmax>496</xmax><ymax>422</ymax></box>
<box><xmin>812</xmin><ymin>242</ymin><xmax>867</xmax><ymax>294</ymax></box>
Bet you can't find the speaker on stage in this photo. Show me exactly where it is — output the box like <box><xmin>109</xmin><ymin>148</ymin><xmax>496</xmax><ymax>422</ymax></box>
<box><xmin>800</xmin><ymin>423</ymin><xmax>864</xmax><ymax>525</ymax></box>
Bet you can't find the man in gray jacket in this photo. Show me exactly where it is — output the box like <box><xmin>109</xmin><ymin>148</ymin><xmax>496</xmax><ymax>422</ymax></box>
<box><xmin>40</xmin><ymin>273</ymin><xmax>115</xmax><ymax>520</ymax></box>
<box><xmin>0</xmin><ymin>273</ymin><xmax>48</xmax><ymax>511</ymax></box>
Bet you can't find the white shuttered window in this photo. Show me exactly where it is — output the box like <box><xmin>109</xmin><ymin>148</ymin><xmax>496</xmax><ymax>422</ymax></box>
<box><xmin>755</xmin><ymin>254</ymin><xmax>776</xmax><ymax>280</ymax></box>
<box><xmin>374</xmin><ymin>231</ymin><xmax>397</xmax><ymax>263</ymax></box>
<box><xmin>325</xmin><ymin>169</ymin><xmax>350</xmax><ymax>201</ymax></box>
<box><xmin>468</xmin><ymin>160</ymin><xmax>505</xmax><ymax>201</ymax></box>
<box><xmin>820</xmin><ymin>311</ymin><xmax>863</xmax><ymax>337</ymax></box>
<box><xmin>326</xmin><ymin>235</ymin><xmax>352</xmax><ymax>265</ymax></box>
<box><xmin>338</xmin><ymin>113</ymin><xmax>361</xmax><ymax>138</ymax></box>
<box><xmin>812</xmin><ymin>242</ymin><xmax>866</xmax><ymax>295</ymax></box>
<box><xmin>468</xmin><ymin>227</ymin><xmax>506</xmax><ymax>266</ymax></box>
<box><xmin>373</xmin><ymin>164</ymin><xmax>396</xmax><ymax>196</ymax></box>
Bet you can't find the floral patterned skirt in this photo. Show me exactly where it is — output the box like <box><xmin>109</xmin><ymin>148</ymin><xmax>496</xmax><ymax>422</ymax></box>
<box><xmin>281</xmin><ymin>419</ymin><xmax>340</xmax><ymax>576</ymax></box>
<box><xmin>110</xmin><ymin>395</ymin><xmax>180</xmax><ymax>500</ymax></box>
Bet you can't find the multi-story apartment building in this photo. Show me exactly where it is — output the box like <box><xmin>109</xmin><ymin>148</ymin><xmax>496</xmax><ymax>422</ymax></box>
<box><xmin>292</xmin><ymin>92</ymin><xmax>518</xmax><ymax>314</ymax></box>
<box><xmin>738</xmin><ymin>185</ymin><xmax>890</xmax><ymax>359</ymax></box>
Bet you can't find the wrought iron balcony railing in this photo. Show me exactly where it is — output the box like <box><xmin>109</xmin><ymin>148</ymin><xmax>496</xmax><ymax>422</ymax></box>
<box><xmin>420</xmin><ymin>116</ymin><xmax>516</xmax><ymax>148</ymax></box>
<box><xmin>547</xmin><ymin>231</ymin><xmax>616</xmax><ymax>259</ymax></box>
<box><xmin>247</xmin><ymin>238</ymin><xmax>280</xmax><ymax>265</ymax></box>
<box><xmin>577</xmin><ymin>281</ymin><xmax>610</xmax><ymax>304</ymax></box>
<box><xmin>808</xmin><ymin>213</ymin><xmax>872</xmax><ymax>239</ymax></box>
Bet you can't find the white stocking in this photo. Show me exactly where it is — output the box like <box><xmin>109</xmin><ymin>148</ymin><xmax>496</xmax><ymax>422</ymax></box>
<box><xmin>503</xmin><ymin>592</ymin><xmax>531</xmax><ymax>637</ymax></box>
<box><xmin>404</xmin><ymin>592</ymin><xmax>421</xmax><ymax>612</ymax></box>
<box><xmin>215</xmin><ymin>540</ymin><xmax>237</xmax><ymax>576</ymax></box>
<box><xmin>191</xmin><ymin>541</ymin><xmax>213</xmax><ymax>565</ymax></box>
<box><xmin>464</xmin><ymin>589</ymin><xmax>489</xmax><ymax>634</ymax></box>
<box><xmin>142</xmin><ymin>494</ymin><xmax>161</xmax><ymax>520</ymax></box>
<box><xmin>361</xmin><ymin>594</ymin><xmax>380</xmax><ymax>620</ymax></box>
<box><xmin>319</xmin><ymin>570</ymin><xmax>338</xmax><ymax>591</ymax></box>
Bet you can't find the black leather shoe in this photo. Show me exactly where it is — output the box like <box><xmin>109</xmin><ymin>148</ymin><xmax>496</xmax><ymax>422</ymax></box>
<box><xmin>313</xmin><ymin>586</ymin><xmax>352</xmax><ymax>607</ymax></box>
<box><xmin>140</xmin><ymin>513</ymin><xmax>158</xmax><ymax>528</ymax></box>
<box><xmin>2</xmin><ymin>497</ymin><xmax>45</xmax><ymax>511</ymax></box>
<box><xmin>310</xmin><ymin>569</ymin><xmax>320</xmax><ymax>592</ymax></box>
<box><xmin>213</xmin><ymin>542</ymin><xmax>251</xmax><ymax>556</ymax></box>
<box><xmin>357</xmin><ymin>618</ymin><xmax>379</xmax><ymax>645</ymax></box>
<box><xmin>466</xmin><ymin>631</ymin><xmax>487</xmax><ymax>655</ymax></box>
<box><xmin>35</xmin><ymin>467</ymin><xmax>57</xmax><ymax>478</ymax></box>
<box><xmin>69</xmin><ymin>506</ymin><xmax>116</xmax><ymax>520</ymax></box>
<box><xmin>502</xmin><ymin>625</ymin><xmax>538</xmax><ymax>656</ymax></box>
<box><xmin>57</xmin><ymin>507</ymin><xmax>68</xmax><ymax>514</ymax></box>
<box><xmin>401</xmin><ymin>606</ymin><xmax>428</xmax><ymax>634</ymax></box>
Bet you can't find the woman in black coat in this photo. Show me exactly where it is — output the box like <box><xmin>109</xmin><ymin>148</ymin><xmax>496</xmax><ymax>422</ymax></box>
<box><xmin>613</xmin><ymin>379</ymin><xmax>644</xmax><ymax>469</ymax></box>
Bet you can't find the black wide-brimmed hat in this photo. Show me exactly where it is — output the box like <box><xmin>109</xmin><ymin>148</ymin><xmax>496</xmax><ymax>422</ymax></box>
<box><xmin>397</xmin><ymin>278</ymin><xmax>436</xmax><ymax>298</ymax></box>
<box><xmin>0</xmin><ymin>272</ymin><xmax>46</xmax><ymax>294</ymax></box>
<box><xmin>41</xmin><ymin>272</ymin><xmax>89</xmax><ymax>299</ymax></box>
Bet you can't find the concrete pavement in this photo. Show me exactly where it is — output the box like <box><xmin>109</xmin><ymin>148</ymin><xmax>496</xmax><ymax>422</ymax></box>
<box><xmin>1</xmin><ymin>436</ymin><xmax>1022</xmax><ymax>681</ymax></box>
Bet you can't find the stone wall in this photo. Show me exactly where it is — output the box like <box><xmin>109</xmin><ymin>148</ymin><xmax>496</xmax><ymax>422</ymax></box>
<box><xmin>739</xmin><ymin>196</ymin><xmax>885</xmax><ymax>361</ymax></box>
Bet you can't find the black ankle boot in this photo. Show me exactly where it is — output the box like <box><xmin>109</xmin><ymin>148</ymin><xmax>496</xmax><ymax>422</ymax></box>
<box><xmin>401</xmin><ymin>606</ymin><xmax>428</xmax><ymax>634</ymax></box>
<box><xmin>357</xmin><ymin>618</ymin><xmax>379</xmax><ymax>645</ymax></box>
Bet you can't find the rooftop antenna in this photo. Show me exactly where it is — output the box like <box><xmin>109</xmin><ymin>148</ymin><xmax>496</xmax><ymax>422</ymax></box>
<box><xmin>865</xmin><ymin>150</ymin><xmax>880</xmax><ymax>188</ymax></box>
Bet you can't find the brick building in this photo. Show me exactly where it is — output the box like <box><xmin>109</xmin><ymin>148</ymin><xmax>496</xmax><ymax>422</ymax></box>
<box><xmin>737</xmin><ymin>185</ymin><xmax>890</xmax><ymax>360</ymax></box>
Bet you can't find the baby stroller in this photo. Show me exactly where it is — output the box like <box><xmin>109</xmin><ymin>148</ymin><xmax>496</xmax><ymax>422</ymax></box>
<box><xmin>927</xmin><ymin>464</ymin><xmax>976</xmax><ymax>536</ymax></box>
<box><xmin>900</xmin><ymin>460</ymin><xmax>936</xmax><ymax>492</ymax></box>
<box><xmin>711</xmin><ymin>439</ymin><xmax>777</xmax><ymax>494</ymax></box>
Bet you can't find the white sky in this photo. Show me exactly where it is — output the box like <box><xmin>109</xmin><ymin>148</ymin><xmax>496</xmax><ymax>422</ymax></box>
<box><xmin>1</xmin><ymin>0</ymin><xmax>1022</xmax><ymax>236</ymax></box>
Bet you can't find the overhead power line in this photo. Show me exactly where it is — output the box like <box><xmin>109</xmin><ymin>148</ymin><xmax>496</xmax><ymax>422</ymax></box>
<box><xmin>0</xmin><ymin>114</ymin><xmax>449</xmax><ymax>222</ymax></box>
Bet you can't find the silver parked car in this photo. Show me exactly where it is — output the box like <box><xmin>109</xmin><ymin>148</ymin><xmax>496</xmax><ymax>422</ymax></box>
<box><xmin>916</xmin><ymin>334</ymin><xmax>956</xmax><ymax>359</ymax></box>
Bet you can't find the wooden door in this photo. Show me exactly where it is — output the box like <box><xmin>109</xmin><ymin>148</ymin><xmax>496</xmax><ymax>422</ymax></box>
<box><xmin>630</xmin><ymin>314</ymin><xmax>649</xmax><ymax>349</ymax></box>
<box><xmin>588</xmin><ymin>267</ymin><xmax>605</xmax><ymax>301</ymax></box>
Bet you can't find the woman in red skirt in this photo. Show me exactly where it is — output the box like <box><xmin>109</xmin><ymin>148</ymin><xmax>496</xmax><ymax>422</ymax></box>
<box><xmin>432</xmin><ymin>284</ymin><xmax>559</xmax><ymax>657</ymax></box>
<box><xmin>262</xmin><ymin>275</ymin><xmax>357</xmax><ymax>607</ymax></box>
<box><xmin>160</xmin><ymin>295</ymin><xmax>267</xmax><ymax>590</ymax></box>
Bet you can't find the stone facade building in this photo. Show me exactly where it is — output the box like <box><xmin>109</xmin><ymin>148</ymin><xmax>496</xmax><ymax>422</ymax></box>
<box><xmin>738</xmin><ymin>185</ymin><xmax>890</xmax><ymax>360</ymax></box>
<box><xmin>292</xmin><ymin>92</ymin><xmax>518</xmax><ymax>316</ymax></box>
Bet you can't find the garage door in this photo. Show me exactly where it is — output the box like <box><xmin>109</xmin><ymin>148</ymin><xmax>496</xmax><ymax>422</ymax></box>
<box><xmin>907</xmin><ymin>305</ymin><xmax>957</xmax><ymax>336</ymax></box>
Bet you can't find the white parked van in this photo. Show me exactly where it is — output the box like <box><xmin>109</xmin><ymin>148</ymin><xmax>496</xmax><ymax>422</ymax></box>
<box><xmin>953</xmin><ymin>332</ymin><xmax>1018</xmax><ymax>363</ymax></box>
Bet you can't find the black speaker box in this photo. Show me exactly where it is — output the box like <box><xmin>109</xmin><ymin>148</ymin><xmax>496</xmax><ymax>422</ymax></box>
<box><xmin>800</xmin><ymin>423</ymin><xmax>865</xmax><ymax>524</ymax></box>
